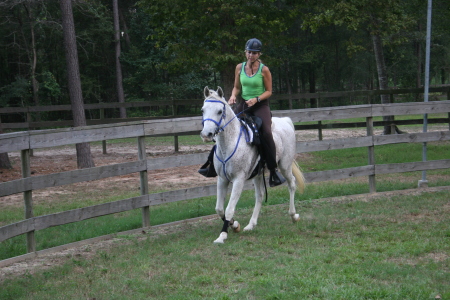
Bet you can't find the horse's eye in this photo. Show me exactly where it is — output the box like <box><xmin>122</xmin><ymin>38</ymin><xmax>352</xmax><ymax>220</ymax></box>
<box><xmin>217</xmin><ymin>110</ymin><xmax>222</xmax><ymax>115</ymax></box>
<box><xmin>201</xmin><ymin>109</ymin><xmax>204</xmax><ymax>114</ymax></box>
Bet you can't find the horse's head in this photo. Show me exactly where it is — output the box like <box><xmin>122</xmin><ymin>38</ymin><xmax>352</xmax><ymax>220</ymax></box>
<box><xmin>200</xmin><ymin>86</ymin><xmax>228</xmax><ymax>142</ymax></box>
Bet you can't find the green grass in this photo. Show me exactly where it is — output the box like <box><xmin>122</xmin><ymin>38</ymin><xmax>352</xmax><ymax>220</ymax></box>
<box><xmin>296</xmin><ymin>113</ymin><xmax>449</xmax><ymax>126</ymax></box>
<box><xmin>1</xmin><ymin>190</ymin><xmax>449</xmax><ymax>299</ymax></box>
<box><xmin>90</xmin><ymin>135</ymin><xmax>203</xmax><ymax>148</ymax></box>
<box><xmin>1</xmin><ymin>141</ymin><xmax>449</xmax><ymax>261</ymax></box>
<box><xmin>301</xmin><ymin>140</ymin><xmax>449</xmax><ymax>171</ymax></box>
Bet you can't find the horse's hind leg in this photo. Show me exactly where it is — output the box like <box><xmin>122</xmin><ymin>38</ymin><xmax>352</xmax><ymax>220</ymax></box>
<box><xmin>280</xmin><ymin>164</ymin><xmax>300</xmax><ymax>223</ymax></box>
<box><xmin>244</xmin><ymin>175</ymin><xmax>264</xmax><ymax>231</ymax></box>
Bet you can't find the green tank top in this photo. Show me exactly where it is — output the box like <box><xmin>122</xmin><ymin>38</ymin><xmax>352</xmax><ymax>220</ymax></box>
<box><xmin>240</xmin><ymin>62</ymin><xmax>265</xmax><ymax>101</ymax></box>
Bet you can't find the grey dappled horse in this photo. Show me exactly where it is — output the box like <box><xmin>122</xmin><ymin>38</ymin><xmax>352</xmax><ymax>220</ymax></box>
<box><xmin>200</xmin><ymin>87</ymin><xmax>305</xmax><ymax>243</ymax></box>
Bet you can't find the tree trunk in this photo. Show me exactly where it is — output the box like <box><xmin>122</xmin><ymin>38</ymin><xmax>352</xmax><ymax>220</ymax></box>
<box><xmin>113</xmin><ymin>0</ymin><xmax>126</xmax><ymax>118</ymax></box>
<box><xmin>0</xmin><ymin>153</ymin><xmax>12</xmax><ymax>169</ymax></box>
<box><xmin>21</xmin><ymin>3</ymin><xmax>41</xmax><ymax>131</ymax></box>
<box><xmin>309</xmin><ymin>64</ymin><xmax>316</xmax><ymax>108</ymax></box>
<box><xmin>285</xmin><ymin>60</ymin><xmax>293</xmax><ymax>109</ymax></box>
<box><xmin>119</xmin><ymin>8</ymin><xmax>131</xmax><ymax>48</ymax></box>
<box><xmin>220</xmin><ymin>63</ymin><xmax>235</xmax><ymax>101</ymax></box>
<box><xmin>372</xmin><ymin>33</ymin><xmax>394</xmax><ymax>134</ymax></box>
<box><xmin>0</xmin><ymin>117</ymin><xmax>12</xmax><ymax>169</ymax></box>
<box><xmin>60</xmin><ymin>0</ymin><xmax>95</xmax><ymax>169</ymax></box>
<box><xmin>415</xmin><ymin>23</ymin><xmax>422</xmax><ymax>101</ymax></box>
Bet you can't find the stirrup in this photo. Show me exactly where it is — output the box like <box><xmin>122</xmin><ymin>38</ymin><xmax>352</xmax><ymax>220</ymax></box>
<box><xmin>198</xmin><ymin>161</ymin><xmax>217</xmax><ymax>177</ymax></box>
<box><xmin>269</xmin><ymin>169</ymin><xmax>286</xmax><ymax>187</ymax></box>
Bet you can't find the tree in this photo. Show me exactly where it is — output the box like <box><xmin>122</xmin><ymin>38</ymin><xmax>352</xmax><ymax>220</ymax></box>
<box><xmin>113</xmin><ymin>0</ymin><xmax>126</xmax><ymax>118</ymax></box>
<box><xmin>138</xmin><ymin>0</ymin><xmax>298</xmax><ymax>99</ymax></box>
<box><xmin>303</xmin><ymin>0</ymin><xmax>415</xmax><ymax>133</ymax></box>
<box><xmin>60</xmin><ymin>0</ymin><xmax>95</xmax><ymax>169</ymax></box>
<box><xmin>0</xmin><ymin>117</ymin><xmax>12</xmax><ymax>169</ymax></box>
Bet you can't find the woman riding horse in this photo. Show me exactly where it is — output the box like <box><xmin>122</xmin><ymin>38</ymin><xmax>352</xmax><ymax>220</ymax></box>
<box><xmin>199</xmin><ymin>38</ymin><xmax>285</xmax><ymax>187</ymax></box>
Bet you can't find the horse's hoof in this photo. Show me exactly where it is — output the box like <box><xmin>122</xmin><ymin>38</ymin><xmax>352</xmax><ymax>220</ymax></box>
<box><xmin>232</xmin><ymin>221</ymin><xmax>241</xmax><ymax>233</ymax></box>
<box><xmin>213</xmin><ymin>232</ymin><xmax>227</xmax><ymax>244</ymax></box>
<box><xmin>292</xmin><ymin>214</ymin><xmax>300</xmax><ymax>223</ymax></box>
<box><xmin>243</xmin><ymin>224</ymin><xmax>254</xmax><ymax>231</ymax></box>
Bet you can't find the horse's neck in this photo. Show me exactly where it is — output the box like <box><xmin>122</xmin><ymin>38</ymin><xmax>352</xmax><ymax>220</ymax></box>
<box><xmin>215</xmin><ymin>107</ymin><xmax>242</xmax><ymax>154</ymax></box>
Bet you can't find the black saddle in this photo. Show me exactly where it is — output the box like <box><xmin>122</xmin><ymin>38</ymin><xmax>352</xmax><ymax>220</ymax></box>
<box><xmin>240</xmin><ymin>114</ymin><xmax>262</xmax><ymax>146</ymax></box>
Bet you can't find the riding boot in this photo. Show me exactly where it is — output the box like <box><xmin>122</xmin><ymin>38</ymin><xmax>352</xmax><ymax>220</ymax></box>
<box><xmin>198</xmin><ymin>145</ymin><xmax>217</xmax><ymax>177</ymax></box>
<box><xmin>269</xmin><ymin>168</ymin><xmax>286</xmax><ymax>187</ymax></box>
<box><xmin>259</xmin><ymin>135</ymin><xmax>285</xmax><ymax>187</ymax></box>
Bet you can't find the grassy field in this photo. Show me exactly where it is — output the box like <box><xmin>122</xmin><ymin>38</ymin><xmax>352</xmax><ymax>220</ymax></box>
<box><xmin>0</xmin><ymin>121</ymin><xmax>449</xmax><ymax>298</ymax></box>
<box><xmin>1</xmin><ymin>136</ymin><xmax>449</xmax><ymax>261</ymax></box>
<box><xmin>1</xmin><ymin>189</ymin><xmax>449</xmax><ymax>299</ymax></box>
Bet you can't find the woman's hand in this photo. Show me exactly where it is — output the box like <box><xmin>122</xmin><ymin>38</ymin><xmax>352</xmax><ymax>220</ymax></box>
<box><xmin>228</xmin><ymin>95</ymin><xmax>237</xmax><ymax>105</ymax></box>
<box><xmin>247</xmin><ymin>98</ymin><xmax>258</xmax><ymax>107</ymax></box>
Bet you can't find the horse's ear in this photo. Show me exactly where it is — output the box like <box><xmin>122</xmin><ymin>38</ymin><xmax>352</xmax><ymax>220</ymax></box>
<box><xmin>217</xmin><ymin>86</ymin><xmax>224</xmax><ymax>98</ymax></box>
<box><xmin>204</xmin><ymin>86</ymin><xmax>210</xmax><ymax>98</ymax></box>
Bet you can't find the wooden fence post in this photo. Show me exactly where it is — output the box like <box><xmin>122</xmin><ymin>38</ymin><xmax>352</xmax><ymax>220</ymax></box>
<box><xmin>26</xmin><ymin>110</ymin><xmax>34</xmax><ymax>157</ymax></box>
<box><xmin>174</xmin><ymin>136</ymin><xmax>179</xmax><ymax>152</ymax></box>
<box><xmin>138</xmin><ymin>136</ymin><xmax>150</xmax><ymax>227</ymax></box>
<box><xmin>366</xmin><ymin>117</ymin><xmax>376</xmax><ymax>193</ymax></box>
<box><xmin>21</xmin><ymin>149</ymin><xmax>36</xmax><ymax>252</ymax></box>
<box><xmin>448</xmin><ymin>112</ymin><xmax>450</xmax><ymax>131</ymax></box>
<box><xmin>447</xmin><ymin>89</ymin><xmax>450</xmax><ymax>130</ymax></box>
<box><xmin>100</xmin><ymin>108</ymin><xmax>107</xmax><ymax>154</ymax></box>
<box><xmin>318</xmin><ymin>121</ymin><xmax>323</xmax><ymax>141</ymax></box>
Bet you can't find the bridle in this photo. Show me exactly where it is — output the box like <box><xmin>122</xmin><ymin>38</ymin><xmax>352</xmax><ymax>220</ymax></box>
<box><xmin>202</xmin><ymin>98</ymin><xmax>250</xmax><ymax>134</ymax></box>
<box><xmin>201</xmin><ymin>99</ymin><xmax>227</xmax><ymax>135</ymax></box>
<box><xmin>201</xmin><ymin>98</ymin><xmax>251</xmax><ymax>181</ymax></box>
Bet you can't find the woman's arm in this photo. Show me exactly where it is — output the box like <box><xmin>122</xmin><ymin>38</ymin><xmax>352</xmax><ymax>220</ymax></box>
<box><xmin>228</xmin><ymin>63</ymin><xmax>242</xmax><ymax>105</ymax></box>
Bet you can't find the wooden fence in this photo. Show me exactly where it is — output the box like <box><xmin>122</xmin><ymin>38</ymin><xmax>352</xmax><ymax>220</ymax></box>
<box><xmin>1</xmin><ymin>100</ymin><xmax>450</xmax><ymax>261</ymax></box>
<box><xmin>1</xmin><ymin>86</ymin><xmax>449</xmax><ymax>131</ymax></box>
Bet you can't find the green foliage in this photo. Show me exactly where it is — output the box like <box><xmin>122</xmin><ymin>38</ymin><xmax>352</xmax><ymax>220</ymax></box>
<box><xmin>39</xmin><ymin>71</ymin><xmax>61</xmax><ymax>101</ymax></box>
<box><xmin>0</xmin><ymin>76</ymin><xmax>30</xmax><ymax>107</ymax></box>
<box><xmin>0</xmin><ymin>0</ymin><xmax>450</xmax><ymax>121</ymax></box>
<box><xmin>303</xmin><ymin>0</ymin><xmax>416</xmax><ymax>47</ymax></box>
<box><xmin>137</xmin><ymin>0</ymin><xmax>299</xmax><ymax>72</ymax></box>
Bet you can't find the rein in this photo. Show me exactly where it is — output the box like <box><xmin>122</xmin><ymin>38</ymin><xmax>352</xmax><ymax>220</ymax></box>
<box><xmin>202</xmin><ymin>98</ymin><xmax>250</xmax><ymax>133</ymax></box>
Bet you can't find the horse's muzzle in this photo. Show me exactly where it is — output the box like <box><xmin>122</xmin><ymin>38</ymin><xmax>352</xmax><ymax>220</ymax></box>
<box><xmin>200</xmin><ymin>130</ymin><xmax>214</xmax><ymax>142</ymax></box>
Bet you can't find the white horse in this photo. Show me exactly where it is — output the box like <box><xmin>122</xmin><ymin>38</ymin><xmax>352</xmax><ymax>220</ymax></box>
<box><xmin>200</xmin><ymin>87</ymin><xmax>305</xmax><ymax>244</ymax></box>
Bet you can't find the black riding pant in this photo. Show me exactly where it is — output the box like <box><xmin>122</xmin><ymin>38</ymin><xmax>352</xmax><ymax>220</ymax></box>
<box><xmin>234</xmin><ymin>101</ymin><xmax>277</xmax><ymax>170</ymax></box>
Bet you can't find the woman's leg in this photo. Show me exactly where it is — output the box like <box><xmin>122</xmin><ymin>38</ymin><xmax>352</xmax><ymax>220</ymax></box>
<box><xmin>252</xmin><ymin>105</ymin><xmax>276</xmax><ymax>169</ymax></box>
<box><xmin>252</xmin><ymin>105</ymin><xmax>285</xmax><ymax>186</ymax></box>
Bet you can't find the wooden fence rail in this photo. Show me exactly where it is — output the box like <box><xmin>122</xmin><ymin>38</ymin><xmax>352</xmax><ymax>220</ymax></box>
<box><xmin>1</xmin><ymin>100</ymin><xmax>450</xmax><ymax>256</ymax></box>
<box><xmin>1</xmin><ymin>86</ymin><xmax>449</xmax><ymax>131</ymax></box>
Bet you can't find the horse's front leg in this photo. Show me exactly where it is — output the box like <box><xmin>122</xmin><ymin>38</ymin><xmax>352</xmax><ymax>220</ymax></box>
<box><xmin>214</xmin><ymin>177</ymin><xmax>245</xmax><ymax>244</ymax></box>
<box><xmin>244</xmin><ymin>175</ymin><xmax>264</xmax><ymax>231</ymax></box>
<box><xmin>215</xmin><ymin>176</ymin><xmax>229</xmax><ymax>220</ymax></box>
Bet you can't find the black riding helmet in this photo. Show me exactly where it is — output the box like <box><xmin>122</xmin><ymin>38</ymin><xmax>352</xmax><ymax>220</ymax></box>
<box><xmin>245</xmin><ymin>38</ymin><xmax>262</xmax><ymax>52</ymax></box>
